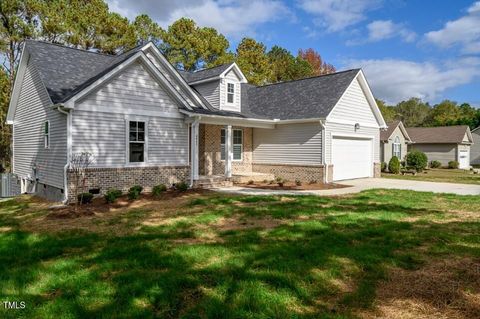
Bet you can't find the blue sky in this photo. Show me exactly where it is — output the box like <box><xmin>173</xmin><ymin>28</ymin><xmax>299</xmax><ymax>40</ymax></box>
<box><xmin>108</xmin><ymin>0</ymin><xmax>480</xmax><ymax>107</ymax></box>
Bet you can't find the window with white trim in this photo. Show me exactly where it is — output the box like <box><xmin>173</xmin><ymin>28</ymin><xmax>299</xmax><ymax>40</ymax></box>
<box><xmin>392</xmin><ymin>136</ymin><xmax>401</xmax><ymax>159</ymax></box>
<box><xmin>44</xmin><ymin>121</ymin><xmax>50</xmax><ymax>149</ymax></box>
<box><xmin>129</xmin><ymin>121</ymin><xmax>145</xmax><ymax>163</ymax></box>
<box><xmin>221</xmin><ymin>128</ymin><xmax>243</xmax><ymax>161</ymax></box>
<box><xmin>227</xmin><ymin>83</ymin><xmax>235</xmax><ymax>104</ymax></box>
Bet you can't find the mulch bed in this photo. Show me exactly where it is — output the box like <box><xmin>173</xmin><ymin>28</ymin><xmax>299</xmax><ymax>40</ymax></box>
<box><xmin>237</xmin><ymin>181</ymin><xmax>350</xmax><ymax>190</ymax></box>
<box><xmin>46</xmin><ymin>189</ymin><xmax>209</xmax><ymax>219</ymax></box>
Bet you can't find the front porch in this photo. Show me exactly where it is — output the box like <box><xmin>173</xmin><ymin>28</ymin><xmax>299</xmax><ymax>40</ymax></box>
<box><xmin>190</xmin><ymin>122</ymin><xmax>275</xmax><ymax>187</ymax></box>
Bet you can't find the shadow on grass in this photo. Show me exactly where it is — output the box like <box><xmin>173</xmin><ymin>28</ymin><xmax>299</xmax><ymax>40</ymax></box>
<box><xmin>0</xmin><ymin>191</ymin><xmax>479</xmax><ymax>318</ymax></box>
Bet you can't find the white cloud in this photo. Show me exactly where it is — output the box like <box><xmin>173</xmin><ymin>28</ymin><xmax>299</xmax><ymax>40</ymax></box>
<box><xmin>425</xmin><ymin>1</ymin><xmax>480</xmax><ymax>54</ymax></box>
<box><xmin>107</xmin><ymin>0</ymin><xmax>292</xmax><ymax>39</ymax></box>
<box><xmin>367</xmin><ymin>20</ymin><xmax>416</xmax><ymax>42</ymax></box>
<box><xmin>298</xmin><ymin>0</ymin><xmax>382</xmax><ymax>32</ymax></box>
<box><xmin>346</xmin><ymin>58</ymin><xmax>480</xmax><ymax>104</ymax></box>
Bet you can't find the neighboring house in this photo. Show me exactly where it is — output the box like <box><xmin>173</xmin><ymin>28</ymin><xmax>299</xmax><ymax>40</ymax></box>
<box><xmin>406</xmin><ymin>126</ymin><xmax>473</xmax><ymax>169</ymax></box>
<box><xmin>6</xmin><ymin>40</ymin><xmax>386</xmax><ymax>202</ymax></box>
<box><xmin>380</xmin><ymin>120</ymin><xmax>412</xmax><ymax>163</ymax></box>
<box><xmin>472</xmin><ymin>127</ymin><xmax>480</xmax><ymax>166</ymax></box>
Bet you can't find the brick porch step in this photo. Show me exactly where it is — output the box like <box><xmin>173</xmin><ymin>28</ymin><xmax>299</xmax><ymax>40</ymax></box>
<box><xmin>193</xmin><ymin>176</ymin><xmax>233</xmax><ymax>189</ymax></box>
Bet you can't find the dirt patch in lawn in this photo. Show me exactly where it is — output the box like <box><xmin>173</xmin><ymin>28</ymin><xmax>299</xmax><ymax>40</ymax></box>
<box><xmin>238</xmin><ymin>181</ymin><xmax>350</xmax><ymax>191</ymax></box>
<box><xmin>359</xmin><ymin>258</ymin><xmax>480</xmax><ymax>319</ymax></box>
<box><xmin>23</xmin><ymin>189</ymin><xmax>213</xmax><ymax>234</ymax></box>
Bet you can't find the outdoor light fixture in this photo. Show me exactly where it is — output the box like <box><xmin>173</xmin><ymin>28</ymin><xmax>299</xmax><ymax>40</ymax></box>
<box><xmin>354</xmin><ymin>123</ymin><xmax>360</xmax><ymax>131</ymax></box>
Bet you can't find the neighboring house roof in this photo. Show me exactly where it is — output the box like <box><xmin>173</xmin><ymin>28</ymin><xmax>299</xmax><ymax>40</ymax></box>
<box><xmin>472</xmin><ymin>126</ymin><xmax>480</xmax><ymax>133</ymax></box>
<box><xmin>179</xmin><ymin>63</ymin><xmax>232</xmax><ymax>83</ymax></box>
<box><xmin>380</xmin><ymin>120</ymin><xmax>412</xmax><ymax>142</ymax></box>
<box><xmin>24</xmin><ymin>40</ymin><xmax>143</xmax><ymax>104</ymax></box>
<box><xmin>406</xmin><ymin>125</ymin><xmax>473</xmax><ymax>144</ymax></box>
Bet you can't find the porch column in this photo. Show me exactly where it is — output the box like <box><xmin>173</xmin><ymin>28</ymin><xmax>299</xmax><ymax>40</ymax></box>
<box><xmin>225</xmin><ymin>125</ymin><xmax>232</xmax><ymax>178</ymax></box>
<box><xmin>191</xmin><ymin>120</ymin><xmax>200</xmax><ymax>180</ymax></box>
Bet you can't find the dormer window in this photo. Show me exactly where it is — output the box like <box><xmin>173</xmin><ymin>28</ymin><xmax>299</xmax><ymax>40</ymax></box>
<box><xmin>227</xmin><ymin>83</ymin><xmax>234</xmax><ymax>104</ymax></box>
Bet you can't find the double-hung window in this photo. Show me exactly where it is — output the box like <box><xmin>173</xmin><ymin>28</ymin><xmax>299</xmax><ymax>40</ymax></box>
<box><xmin>392</xmin><ymin>136</ymin><xmax>401</xmax><ymax>159</ymax></box>
<box><xmin>221</xmin><ymin>128</ymin><xmax>243</xmax><ymax>161</ymax></box>
<box><xmin>129</xmin><ymin>121</ymin><xmax>145</xmax><ymax>163</ymax></box>
<box><xmin>44</xmin><ymin>121</ymin><xmax>50</xmax><ymax>149</ymax></box>
<box><xmin>227</xmin><ymin>83</ymin><xmax>235</xmax><ymax>104</ymax></box>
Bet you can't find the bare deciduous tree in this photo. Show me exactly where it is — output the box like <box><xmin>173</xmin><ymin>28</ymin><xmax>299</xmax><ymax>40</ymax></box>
<box><xmin>69</xmin><ymin>152</ymin><xmax>94</xmax><ymax>210</ymax></box>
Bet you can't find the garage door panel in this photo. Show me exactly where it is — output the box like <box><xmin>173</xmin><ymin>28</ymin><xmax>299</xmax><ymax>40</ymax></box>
<box><xmin>332</xmin><ymin>137</ymin><xmax>372</xmax><ymax>181</ymax></box>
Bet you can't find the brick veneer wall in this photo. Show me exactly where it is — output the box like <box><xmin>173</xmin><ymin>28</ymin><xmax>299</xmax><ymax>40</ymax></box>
<box><xmin>67</xmin><ymin>165</ymin><xmax>189</xmax><ymax>200</ymax></box>
<box><xmin>252</xmin><ymin>163</ymin><xmax>325</xmax><ymax>183</ymax></box>
<box><xmin>199</xmin><ymin>124</ymin><xmax>253</xmax><ymax>176</ymax></box>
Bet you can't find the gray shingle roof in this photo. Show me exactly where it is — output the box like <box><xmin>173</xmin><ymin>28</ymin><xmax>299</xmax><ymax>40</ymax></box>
<box><xmin>246</xmin><ymin>69</ymin><xmax>359</xmax><ymax>120</ymax></box>
<box><xmin>25</xmin><ymin>40</ymin><xmax>142</xmax><ymax>103</ymax></box>
<box><xmin>179</xmin><ymin>63</ymin><xmax>232</xmax><ymax>83</ymax></box>
<box><xmin>406</xmin><ymin>126</ymin><xmax>471</xmax><ymax>144</ymax></box>
<box><xmin>381</xmin><ymin>120</ymin><xmax>401</xmax><ymax>141</ymax></box>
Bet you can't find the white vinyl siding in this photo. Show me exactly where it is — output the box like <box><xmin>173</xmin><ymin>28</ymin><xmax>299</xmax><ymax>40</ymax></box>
<box><xmin>144</xmin><ymin>51</ymin><xmax>196</xmax><ymax>108</ymax></box>
<box><xmin>327</xmin><ymin>78</ymin><xmax>379</xmax><ymax>127</ymax></box>
<box><xmin>472</xmin><ymin>130</ymin><xmax>480</xmax><ymax>165</ymax></box>
<box><xmin>253</xmin><ymin>123</ymin><xmax>322</xmax><ymax>165</ymax></box>
<box><xmin>72</xmin><ymin>62</ymin><xmax>188</xmax><ymax>167</ymax></box>
<box><xmin>13</xmin><ymin>60</ymin><xmax>67</xmax><ymax>189</ymax></box>
<box><xmin>220</xmin><ymin>69</ymin><xmax>241</xmax><ymax>112</ymax></box>
<box><xmin>325</xmin><ymin>122</ymin><xmax>380</xmax><ymax>164</ymax></box>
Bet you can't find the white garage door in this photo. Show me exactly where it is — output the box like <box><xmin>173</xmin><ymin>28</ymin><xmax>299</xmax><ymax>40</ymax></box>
<box><xmin>459</xmin><ymin>150</ymin><xmax>470</xmax><ymax>169</ymax></box>
<box><xmin>332</xmin><ymin>137</ymin><xmax>373</xmax><ymax>181</ymax></box>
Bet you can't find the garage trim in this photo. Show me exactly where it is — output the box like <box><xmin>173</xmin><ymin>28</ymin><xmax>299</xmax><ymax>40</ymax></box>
<box><xmin>331</xmin><ymin>133</ymin><xmax>375</xmax><ymax>181</ymax></box>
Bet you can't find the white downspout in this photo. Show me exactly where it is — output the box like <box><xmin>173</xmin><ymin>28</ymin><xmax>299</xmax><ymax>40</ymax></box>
<box><xmin>319</xmin><ymin>120</ymin><xmax>328</xmax><ymax>183</ymax></box>
<box><xmin>56</xmin><ymin>105</ymin><xmax>71</xmax><ymax>204</ymax></box>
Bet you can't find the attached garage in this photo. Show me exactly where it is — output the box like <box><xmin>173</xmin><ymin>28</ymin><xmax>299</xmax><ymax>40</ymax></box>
<box><xmin>332</xmin><ymin>136</ymin><xmax>373</xmax><ymax>181</ymax></box>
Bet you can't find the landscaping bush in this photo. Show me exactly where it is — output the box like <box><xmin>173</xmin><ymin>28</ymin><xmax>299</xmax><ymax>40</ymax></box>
<box><xmin>448</xmin><ymin>160</ymin><xmax>459</xmax><ymax>169</ymax></box>
<box><xmin>77</xmin><ymin>192</ymin><xmax>93</xmax><ymax>204</ymax></box>
<box><xmin>406</xmin><ymin>150</ymin><xmax>428</xmax><ymax>172</ymax></box>
<box><xmin>128</xmin><ymin>185</ymin><xmax>143</xmax><ymax>200</ymax></box>
<box><xmin>152</xmin><ymin>184</ymin><xmax>167</xmax><ymax>196</ymax></box>
<box><xmin>430</xmin><ymin>160</ymin><xmax>441</xmax><ymax>168</ymax></box>
<box><xmin>247</xmin><ymin>180</ymin><xmax>254</xmax><ymax>185</ymax></box>
<box><xmin>388</xmin><ymin>156</ymin><xmax>401</xmax><ymax>174</ymax></box>
<box><xmin>295</xmin><ymin>179</ymin><xmax>302</xmax><ymax>186</ymax></box>
<box><xmin>381</xmin><ymin>162</ymin><xmax>387</xmax><ymax>172</ymax></box>
<box><xmin>276</xmin><ymin>177</ymin><xmax>286</xmax><ymax>187</ymax></box>
<box><xmin>176</xmin><ymin>182</ymin><xmax>189</xmax><ymax>192</ymax></box>
<box><xmin>105</xmin><ymin>189</ymin><xmax>122</xmax><ymax>203</ymax></box>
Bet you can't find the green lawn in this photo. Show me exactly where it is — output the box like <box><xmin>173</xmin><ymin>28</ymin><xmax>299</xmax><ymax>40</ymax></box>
<box><xmin>1</xmin><ymin>190</ymin><xmax>479</xmax><ymax>318</ymax></box>
<box><xmin>382</xmin><ymin>168</ymin><xmax>480</xmax><ymax>184</ymax></box>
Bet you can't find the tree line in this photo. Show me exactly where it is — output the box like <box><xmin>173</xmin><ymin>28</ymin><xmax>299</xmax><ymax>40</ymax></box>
<box><xmin>377</xmin><ymin>98</ymin><xmax>480</xmax><ymax>129</ymax></box>
<box><xmin>0</xmin><ymin>0</ymin><xmax>335</xmax><ymax>171</ymax></box>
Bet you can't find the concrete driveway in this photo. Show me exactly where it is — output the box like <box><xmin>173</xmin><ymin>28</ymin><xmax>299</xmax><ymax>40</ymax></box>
<box><xmin>214</xmin><ymin>178</ymin><xmax>480</xmax><ymax>196</ymax></box>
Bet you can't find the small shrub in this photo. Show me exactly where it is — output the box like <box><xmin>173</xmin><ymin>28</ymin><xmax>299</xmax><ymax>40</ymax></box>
<box><xmin>381</xmin><ymin>162</ymin><xmax>387</xmax><ymax>172</ymax></box>
<box><xmin>176</xmin><ymin>181</ymin><xmax>189</xmax><ymax>192</ymax></box>
<box><xmin>295</xmin><ymin>179</ymin><xmax>302</xmax><ymax>186</ymax></box>
<box><xmin>247</xmin><ymin>180</ymin><xmax>254</xmax><ymax>185</ymax></box>
<box><xmin>105</xmin><ymin>188</ymin><xmax>122</xmax><ymax>203</ymax></box>
<box><xmin>128</xmin><ymin>185</ymin><xmax>143</xmax><ymax>200</ymax></box>
<box><xmin>77</xmin><ymin>192</ymin><xmax>93</xmax><ymax>204</ymax></box>
<box><xmin>275</xmin><ymin>176</ymin><xmax>283</xmax><ymax>182</ymax></box>
<box><xmin>448</xmin><ymin>160</ymin><xmax>459</xmax><ymax>169</ymax></box>
<box><xmin>152</xmin><ymin>184</ymin><xmax>167</xmax><ymax>196</ymax></box>
<box><xmin>277</xmin><ymin>178</ymin><xmax>286</xmax><ymax>187</ymax></box>
<box><xmin>309</xmin><ymin>180</ymin><xmax>317</xmax><ymax>184</ymax></box>
<box><xmin>430</xmin><ymin>160</ymin><xmax>441</xmax><ymax>168</ymax></box>
<box><xmin>268</xmin><ymin>180</ymin><xmax>275</xmax><ymax>185</ymax></box>
<box><xmin>262</xmin><ymin>179</ymin><xmax>268</xmax><ymax>184</ymax></box>
<box><xmin>406</xmin><ymin>151</ymin><xmax>428</xmax><ymax>172</ymax></box>
<box><xmin>388</xmin><ymin>156</ymin><xmax>401</xmax><ymax>174</ymax></box>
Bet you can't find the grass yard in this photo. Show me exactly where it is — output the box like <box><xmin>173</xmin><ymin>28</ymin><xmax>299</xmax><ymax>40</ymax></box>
<box><xmin>0</xmin><ymin>190</ymin><xmax>479</xmax><ymax>318</ymax></box>
<box><xmin>382</xmin><ymin>168</ymin><xmax>480</xmax><ymax>185</ymax></box>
